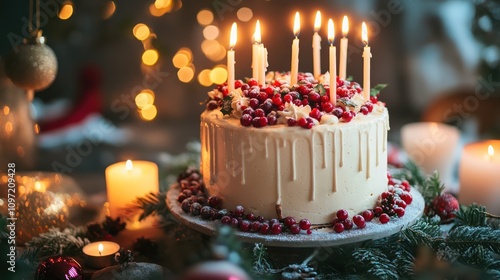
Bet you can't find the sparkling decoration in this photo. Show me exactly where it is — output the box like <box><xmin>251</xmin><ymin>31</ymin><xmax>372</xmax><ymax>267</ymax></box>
<box><xmin>0</xmin><ymin>172</ymin><xmax>87</xmax><ymax>244</ymax></box>
<box><xmin>35</xmin><ymin>255</ymin><xmax>83</xmax><ymax>280</ymax></box>
<box><xmin>5</xmin><ymin>32</ymin><xmax>58</xmax><ymax>91</ymax></box>
<box><xmin>181</xmin><ymin>261</ymin><xmax>251</xmax><ymax>280</ymax></box>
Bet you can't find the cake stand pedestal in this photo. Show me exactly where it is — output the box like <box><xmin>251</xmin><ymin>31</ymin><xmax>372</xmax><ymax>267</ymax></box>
<box><xmin>166</xmin><ymin>185</ymin><xmax>425</xmax><ymax>247</ymax></box>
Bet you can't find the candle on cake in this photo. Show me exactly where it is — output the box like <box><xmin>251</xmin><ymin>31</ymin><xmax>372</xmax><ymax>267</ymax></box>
<box><xmin>290</xmin><ymin>12</ymin><xmax>300</xmax><ymax>85</ymax></box>
<box><xmin>227</xmin><ymin>22</ymin><xmax>237</xmax><ymax>93</ymax></box>
<box><xmin>312</xmin><ymin>11</ymin><xmax>322</xmax><ymax>79</ymax></box>
<box><xmin>459</xmin><ymin>140</ymin><xmax>500</xmax><ymax>214</ymax></box>
<box><xmin>105</xmin><ymin>160</ymin><xmax>159</xmax><ymax>222</ymax></box>
<box><xmin>252</xmin><ymin>20</ymin><xmax>260</xmax><ymax>81</ymax></box>
<box><xmin>361</xmin><ymin>22</ymin><xmax>371</xmax><ymax>100</ymax></box>
<box><xmin>328</xmin><ymin>18</ymin><xmax>336</xmax><ymax>104</ymax></box>
<box><xmin>339</xmin><ymin>15</ymin><xmax>349</xmax><ymax>80</ymax></box>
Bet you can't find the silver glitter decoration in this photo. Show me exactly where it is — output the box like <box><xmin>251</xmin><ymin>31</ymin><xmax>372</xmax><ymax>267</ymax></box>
<box><xmin>5</xmin><ymin>34</ymin><xmax>57</xmax><ymax>91</ymax></box>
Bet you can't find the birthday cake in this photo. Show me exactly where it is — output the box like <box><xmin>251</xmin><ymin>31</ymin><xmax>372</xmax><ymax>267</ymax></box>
<box><xmin>200</xmin><ymin>72</ymin><xmax>390</xmax><ymax>224</ymax></box>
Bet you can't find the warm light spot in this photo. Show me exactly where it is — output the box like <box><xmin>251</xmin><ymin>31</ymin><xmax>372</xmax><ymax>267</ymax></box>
<box><xmin>126</xmin><ymin>160</ymin><xmax>133</xmax><ymax>170</ymax></box>
<box><xmin>142</xmin><ymin>49</ymin><xmax>159</xmax><ymax>66</ymax></box>
<box><xmin>58</xmin><ymin>2</ymin><xmax>73</xmax><ymax>20</ymax></box>
<box><xmin>103</xmin><ymin>1</ymin><xmax>116</xmax><ymax>19</ymax></box>
<box><xmin>488</xmin><ymin>145</ymin><xmax>494</xmax><ymax>157</ymax></box>
<box><xmin>172</xmin><ymin>52</ymin><xmax>190</xmax><ymax>68</ymax></box>
<box><xmin>133</xmin><ymin>23</ymin><xmax>150</xmax><ymax>41</ymax></box>
<box><xmin>135</xmin><ymin>90</ymin><xmax>155</xmax><ymax>109</ymax></box>
<box><xmin>44</xmin><ymin>195</ymin><xmax>64</xmax><ymax>215</ymax></box>
<box><xmin>254</xmin><ymin>20</ymin><xmax>261</xmax><ymax>43</ymax></box>
<box><xmin>237</xmin><ymin>7</ymin><xmax>253</xmax><ymax>22</ymax></box>
<box><xmin>328</xmin><ymin>19</ymin><xmax>335</xmax><ymax>43</ymax></box>
<box><xmin>34</xmin><ymin>181</ymin><xmax>45</xmax><ymax>192</ymax></box>
<box><xmin>0</xmin><ymin>199</ymin><xmax>4</xmax><ymax>206</ymax></box>
<box><xmin>197</xmin><ymin>9</ymin><xmax>214</xmax><ymax>26</ymax></box>
<box><xmin>3</xmin><ymin>106</ymin><xmax>10</xmax><ymax>115</ymax></box>
<box><xmin>98</xmin><ymin>244</ymin><xmax>104</xmax><ymax>255</ymax></box>
<box><xmin>201</xmin><ymin>39</ymin><xmax>226</xmax><ymax>61</ymax></box>
<box><xmin>5</xmin><ymin>121</ymin><xmax>13</xmax><ymax>134</ymax></box>
<box><xmin>314</xmin><ymin>11</ymin><xmax>321</xmax><ymax>32</ymax></box>
<box><xmin>203</xmin><ymin>25</ymin><xmax>219</xmax><ymax>40</ymax></box>
<box><xmin>149</xmin><ymin>3</ymin><xmax>169</xmax><ymax>17</ymax></box>
<box><xmin>293</xmin><ymin>12</ymin><xmax>300</xmax><ymax>36</ymax></box>
<box><xmin>362</xmin><ymin>22</ymin><xmax>368</xmax><ymax>45</ymax></box>
<box><xmin>140</xmin><ymin>105</ymin><xmax>157</xmax><ymax>121</ymax></box>
<box><xmin>154</xmin><ymin>0</ymin><xmax>172</xmax><ymax>9</ymax></box>
<box><xmin>198</xmin><ymin>69</ymin><xmax>213</xmax><ymax>87</ymax></box>
<box><xmin>210</xmin><ymin>66</ymin><xmax>228</xmax><ymax>84</ymax></box>
<box><xmin>229</xmin><ymin>22</ymin><xmax>237</xmax><ymax>48</ymax></box>
<box><xmin>342</xmin><ymin>15</ymin><xmax>349</xmax><ymax>37</ymax></box>
<box><xmin>178</xmin><ymin>66</ymin><xmax>195</xmax><ymax>83</ymax></box>
<box><xmin>34</xmin><ymin>123</ymin><xmax>40</xmax><ymax>134</ymax></box>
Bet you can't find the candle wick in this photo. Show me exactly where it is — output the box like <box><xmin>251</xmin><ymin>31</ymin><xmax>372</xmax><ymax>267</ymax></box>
<box><xmin>99</xmin><ymin>251</ymin><xmax>102</xmax><ymax>256</ymax></box>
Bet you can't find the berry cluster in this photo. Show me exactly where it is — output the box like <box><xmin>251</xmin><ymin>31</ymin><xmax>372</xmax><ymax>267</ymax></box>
<box><xmin>176</xmin><ymin>169</ymin><xmax>312</xmax><ymax>235</ymax></box>
<box><xmin>206</xmin><ymin>73</ymin><xmax>377</xmax><ymax>129</ymax></box>
<box><xmin>331</xmin><ymin>209</ymin><xmax>374</xmax><ymax>233</ymax></box>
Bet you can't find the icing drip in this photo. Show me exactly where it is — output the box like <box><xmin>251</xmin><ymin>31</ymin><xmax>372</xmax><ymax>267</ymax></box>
<box><xmin>310</xmin><ymin>134</ymin><xmax>316</xmax><ymax>201</ymax></box>
<box><xmin>240</xmin><ymin>141</ymin><xmax>246</xmax><ymax>184</ymax></box>
<box><xmin>366</xmin><ymin>131</ymin><xmax>371</xmax><ymax>179</ymax></box>
<box><xmin>339</xmin><ymin>129</ymin><xmax>344</xmax><ymax>167</ymax></box>
<box><xmin>248</xmin><ymin>134</ymin><xmax>253</xmax><ymax>153</ymax></box>
<box><xmin>291</xmin><ymin>139</ymin><xmax>297</xmax><ymax>181</ymax></box>
<box><xmin>209</xmin><ymin>124</ymin><xmax>216</xmax><ymax>180</ymax></box>
<box><xmin>376</xmin><ymin>122</ymin><xmax>379</xmax><ymax>166</ymax></box>
<box><xmin>275</xmin><ymin>138</ymin><xmax>282</xmax><ymax>205</ymax></box>
<box><xmin>358</xmin><ymin>130</ymin><xmax>363</xmax><ymax>172</ymax></box>
<box><xmin>322</xmin><ymin>132</ymin><xmax>327</xmax><ymax>168</ymax></box>
<box><xmin>383</xmin><ymin>118</ymin><xmax>388</xmax><ymax>152</ymax></box>
<box><xmin>265</xmin><ymin>136</ymin><xmax>269</xmax><ymax>159</ymax></box>
<box><xmin>332</xmin><ymin>131</ymin><xmax>337</xmax><ymax>192</ymax></box>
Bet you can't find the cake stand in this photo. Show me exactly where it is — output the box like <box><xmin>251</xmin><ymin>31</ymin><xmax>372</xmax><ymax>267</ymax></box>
<box><xmin>166</xmin><ymin>184</ymin><xmax>425</xmax><ymax>247</ymax></box>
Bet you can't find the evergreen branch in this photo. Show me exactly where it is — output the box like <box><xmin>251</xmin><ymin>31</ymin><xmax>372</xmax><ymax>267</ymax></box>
<box><xmin>447</xmin><ymin>226</ymin><xmax>500</xmax><ymax>254</ymax></box>
<box><xmin>349</xmin><ymin>248</ymin><xmax>398</xmax><ymax>280</ymax></box>
<box><xmin>400</xmin><ymin>220</ymin><xmax>444</xmax><ymax>250</ymax></box>
<box><xmin>129</xmin><ymin>192</ymin><xmax>168</xmax><ymax>221</ymax></box>
<box><xmin>454</xmin><ymin>204</ymin><xmax>488</xmax><ymax>228</ymax></box>
<box><xmin>393</xmin><ymin>242</ymin><xmax>416</xmax><ymax>277</ymax></box>
<box><xmin>252</xmin><ymin>243</ymin><xmax>274</xmax><ymax>274</ymax></box>
<box><xmin>419</xmin><ymin>172</ymin><xmax>445</xmax><ymax>205</ymax></box>
<box><xmin>391</xmin><ymin>160</ymin><xmax>427</xmax><ymax>187</ymax></box>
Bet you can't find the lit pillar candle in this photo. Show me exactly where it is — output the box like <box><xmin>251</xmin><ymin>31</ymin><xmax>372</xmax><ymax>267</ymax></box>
<box><xmin>459</xmin><ymin>140</ymin><xmax>500</xmax><ymax>214</ymax></box>
<box><xmin>290</xmin><ymin>12</ymin><xmax>300</xmax><ymax>85</ymax></box>
<box><xmin>105</xmin><ymin>160</ymin><xmax>159</xmax><ymax>219</ymax></box>
<box><xmin>362</xmin><ymin>22</ymin><xmax>371</xmax><ymax>100</ymax></box>
<box><xmin>252</xmin><ymin>20</ymin><xmax>261</xmax><ymax>81</ymax></box>
<box><xmin>312</xmin><ymin>11</ymin><xmax>322</xmax><ymax>79</ymax></box>
<box><xmin>227</xmin><ymin>22</ymin><xmax>237</xmax><ymax>93</ymax></box>
<box><xmin>328</xmin><ymin>19</ymin><xmax>336</xmax><ymax>104</ymax></box>
<box><xmin>339</xmin><ymin>15</ymin><xmax>349</xmax><ymax>80</ymax></box>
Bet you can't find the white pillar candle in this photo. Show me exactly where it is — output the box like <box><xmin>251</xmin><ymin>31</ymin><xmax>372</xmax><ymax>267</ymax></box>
<box><xmin>362</xmin><ymin>22</ymin><xmax>371</xmax><ymax>100</ymax></box>
<box><xmin>401</xmin><ymin>122</ymin><xmax>460</xmax><ymax>189</ymax></box>
<box><xmin>327</xmin><ymin>19</ymin><xmax>336</xmax><ymax>104</ymax></box>
<box><xmin>227</xmin><ymin>22</ymin><xmax>237</xmax><ymax>93</ymax></box>
<box><xmin>252</xmin><ymin>20</ymin><xmax>261</xmax><ymax>81</ymax></box>
<box><xmin>105</xmin><ymin>160</ymin><xmax>159</xmax><ymax>219</ymax></box>
<box><xmin>312</xmin><ymin>11</ymin><xmax>322</xmax><ymax>79</ymax></box>
<box><xmin>339</xmin><ymin>16</ymin><xmax>349</xmax><ymax>80</ymax></box>
<box><xmin>459</xmin><ymin>140</ymin><xmax>500</xmax><ymax>214</ymax></box>
<box><xmin>290</xmin><ymin>12</ymin><xmax>300</xmax><ymax>85</ymax></box>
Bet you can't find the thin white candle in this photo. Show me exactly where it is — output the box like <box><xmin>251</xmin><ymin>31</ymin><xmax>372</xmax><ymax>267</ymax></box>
<box><xmin>252</xmin><ymin>20</ymin><xmax>261</xmax><ymax>81</ymax></box>
<box><xmin>291</xmin><ymin>12</ymin><xmax>300</xmax><ymax>85</ymax></box>
<box><xmin>312</xmin><ymin>11</ymin><xmax>322</xmax><ymax>79</ymax></box>
<box><xmin>339</xmin><ymin>16</ymin><xmax>349</xmax><ymax>80</ymax></box>
<box><xmin>228</xmin><ymin>22</ymin><xmax>237</xmax><ymax>93</ymax></box>
<box><xmin>260</xmin><ymin>45</ymin><xmax>267</xmax><ymax>85</ymax></box>
<box><xmin>362</xmin><ymin>22</ymin><xmax>371</xmax><ymax>100</ymax></box>
<box><xmin>328</xmin><ymin>19</ymin><xmax>336</xmax><ymax>105</ymax></box>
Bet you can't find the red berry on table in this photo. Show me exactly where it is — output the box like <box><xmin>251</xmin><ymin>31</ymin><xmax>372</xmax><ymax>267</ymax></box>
<box><xmin>336</xmin><ymin>209</ymin><xmax>349</xmax><ymax>221</ymax></box>
<box><xmin>270</xmin><ymin>223</ymin><xmax>282</xmax><ymax>234</ymax></box>
<box><xmin>307</xmin><ymin>229</ymin><xmax>312</xmax><ymax>234</ymax></box>
<box><xmin>379</xmin><ymin>213</ymin><xmax>390</xmax><ymax>224</ymax></box>
<box><xmin>239</xmin><ymin>220</ymin><xmax>251</xmax><ymax>232</ymax></box>
<box><xmin>362</xmin><ymin>210</ymin><xmax>374</xmax><ymax>221</ymax></box>
<box><xmin>269</xmin><ymin>218</ymin><xmax>280</xmax><ymax>226</ymax></box>
<box><xmin>260</xmin><ymin>223</ymin><xmax>270</xmax><ymax>234</ymax></box>
<box><xmin>333</xmin><ymin>222</ymin><xmax>345</xmax><ymax>233</ymax></box>
<box><xmin>246</xmin><ymin>213</ymin><xmax>256</xmax><ymax>221</ymax></box>
<box><xmin>400</xmin><ymin>192</ymin><xmax>413</xmax><ymax>205</ymax></box>
<box><xmin>233</xmin><ymin>205</ymin><xmax>245</xmax><ymax>217</ymax></box>
<box><xmin>284</xmin><ymin>216</ymin><xmax>296</xmax><ymax>228</ymax></box>
<box><xmin>342</xmin><ymin>218</ymin><xmax>353</xmax><ymax>230</ymax></box>
<box><xmin>401</xmin><ymin>180</ymin><xmax>411</xmax><ymax>191</ymax></box>
<box><xmin>299</xmin><ymin>219</ymin><xmax>311</xmax><ymax>230</ymax></box>
<box><xmin>381</xmin><ymin>191</ymin><xmax>391</xmax><ymax>199</ymax></box>
<box><xmin>289</xmin><ymin>224</ymin><xmax>301</xmax><ymax>234</ymax></box>
<box><xmin>220</xmin><ymin>215</ymin><xmax>231</xmax><ymax>224</ymax></box>
<box><xmin>208</xmin><ymin>196</ymin><xmax>222</xmax><ymax>207</ymax></box>
<box><xmin>395</xmin><ymin>207</ymin><xmax>405</xmax><ymax>217</ymax></box>
<box><xmin>431</xmin><ymin>193</ymin><xmax>459</xmax><ymax>222</ymax></box>
<box><xmin>353</xmin><ymin>215</ymin><xmax>366</xmax><ymax>228</ymax></box>
<box><xmin>230</xmin><ymin>217</ymin><xmax>240</xmax><ymax>228</ymax></box>
<box><xmin>251</xmin><ymin>221</ymin><xmax>261</xmax><ymax>232</ymax></box>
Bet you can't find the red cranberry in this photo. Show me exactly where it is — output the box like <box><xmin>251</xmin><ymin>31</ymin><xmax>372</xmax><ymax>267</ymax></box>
<box><xmin>321</xmin><ymin>102</ymin><xmax>334</xmax><ymax>113</ymax></box>
<box><xmin>370</xmin><ymin>96</ymin><xmax>378</xmax><ymax>103</ymax></box>
<box><xmin>298</xmin><ymin>118</ymin><xmax>308</xmax><ymax>128</ymax></box>
<box><xmin>289</xmin><ymin>224</ymin><xmax>301</xmax><ymax>234</ymax></box>
<box><xmin>400</xmin><ymin>192</ymin><xmax>413</xmax><ymax>205</ymax></box>
<box><xmin>206</xmin><ymin>100</ymin><xmax>219</xmax><ymax>110</ymax></box>
<box><xmin>256</xmin><ymin>216</ymin><xmax>265</xmax><ymax>222</ymax></box>
<box><xmin>252</xmin><ymin>117</ymin><xmax>262</xmax><ymax>127</ymax></box>
<box><xmin>309</xmin><ymin>108</ymin><xmax>322</xmax><ymax>121</ymax></box>
<box><xmin>342</xmin><ymin>218</ymin><xmax>354</xmax><ymax>230</ymax></box>
<box><xmin>220</xmin><ymin>215</ymin><xmax>231</xmax><ymax>224</ymax></box>
<box><xmin>239</xmin><ymin>220</ymin><xmax>251</xmax><ymax>232</ymax></box>
<box><xmin>299</xmin><ymin>219</ymin><xmax>311</xmax><ymax>230</ymax></box>
<box><xmin>200</xmin><ymin>206</ymin><xmax>214</xmax><ymax>220</ymax></box>
<box><xmin>365</xmin><ymin>102</ymin><xmax>374</xmax><ymax>112</ymax></box>
<box><xmin>230</xmin><ymin>217</ymin><xmax>240</xmax><ymax>228</ymax></box>
<box><xmin>181</xmin><ymin>200</ymin><xmax>191</xmax><ymax>213</ymax></box>
<box><xmin>381</xmin><ymin>191</ymin><xmax>391</xmax><ymax>199</ymax></box>
<box><xmin>251</xmin><ymin>221</ymin><xmax>261</xmax><ymax>232</ymax></box>
<box><xmin>269</xmin><ymin>218</ymin><xmax>280</xmax><ymax>226</ymax></box>
<box><xmin>284</xmin><ymin>216</ymin><xmax>296</xmax><ymax>227</ymax></box>
<box><xmin>395</xmin><ymin>199</ymin><xmax>407</xmax><ymax>209</ymax></box>
<box><xmin>395</xmin><ymin>207</ymin><xmax>405</xmax><ymax>217</ymax></box>
<box><xmin>309</xmin><ymin>92</ymin><xmax>321</xmax><ymax>102</ymax></box>
<box><xmin>307</xmin><ymin>229</ymin><xmax>312</xmax><ymax>234</ymax></box>
<box><xmin>336</xmin><ymin>209</ymin><xmax>349</xmax><ymax>221</ymax></box>
<box><xmin>333</xmin><ymin>222</ymin><xmax>344</xmax><ymax>233</ymax></box>
<box><xmin>234</xmin><ymin>80</ymin><xmax>243</xmax><ymax>89</ymax></box>
<box><xmin>287</xmin><ymin>118</ymin><xmax>297</xmax><ymax>126</ymax></box>
<box><xmin>267</xmin><ymin>114</ymin><xmax>277</xmax><ymax>125</ymax></box>
<box><xmin>297</xmin><ymin>85</ymin><xmax>309</xmax><ymax>95</ymax></box>
<box><xmin>208</xmin><ymin>196</ymin><xmax>222</xmax><ymax>207</ymax></box>
<box><xmin>272</xmin><ymin>95</ymin><xmax>283</xmax><ymax>106</ymax></box>
<box><xmin>246</xmin><ymin>213</ymin><xmax>256</xmax><ymax>221</ymax></box>
<box><xmin>374</xmin><ymin>206</ymin><xmax>383</xmax><ymax>217</ymax></box>
<box><xmin>341</xmin><ymin>111</ymin><xmax>354</xmax><ymax>122</ymax></box>
<box><xmin>283</xmin><ymin>94</ymin><xmax>293</xmax><ymax>103</ymax></box>
<box><xmin>353</xmin><ymin>215</ymin><xmax>366</xmax><ymax>228</ymax></box>
<box><xmin>258</xmin><ymin>117</ymin><xmax>268</xmax><ymax>127</ymax></box>
<box><xmin>248</xmin><ymin>78</ymin><xmax>258</xmax><ymax>87</ymax></box>
<box><xmin>301</xmin><ymin>98</ymin><xmax>309</xmax><ymax>106</ymax></box>
<box><xmin>293</xmin><ymin>99</ymin><xmax>303</xmax><ymax>106</ymax></box>
<box><xmin>177</xmin><ymin>193</ymin><xmax>187</xmax><ymax>203</ymax></box>
<box><xmin>332</xmin><ymin>107</ymin><xmax>344</xmax><ymax>118</ymax></box>
<box><xmin>265</xmin><ymin>86</ymin><xmax>275</xmax><ymax>96</ymax></box>
<box><xmin>270</xmin><ymin>223</ymin><xmax>282</xmax><ymax>234</ymax></box>
<box><xmin>260</xmin><ymin>99</ymin><xmax>273</xmax><ymax>113</ymax></box>
<box><xmin>362</xmin><ymin>210</ymin><xmax>374</xmax><ymax>221</ymax></box>
<box><xmin>249</xmin><ymin>98</ymin><xmax>259</xmax><ymax>109</ymax></box>
<box><xmin>254</xmin><ymin>108</ymin><xmax>266</xmax><ymax>118</ymax></box>
<box><xmin>233</xmin><ymin>205</ymin><xmax>245</xmax><ymax>217</ymax></box>
<box><xmin>242</xmin><ymin>107</ymin><xmax>255</xmax><ymax>116</ymax></box>
<box><xmin>260</xmin><ymin>223</ymin><xmax>270</xmax><ymax>234</ymax></box>
<box><xmin>240</xmin><ymin>114</ymin><xmax>253</xmax><ymax>127</ymax></box>
<box><xmin>379</xmin><ymin>213</ymin><xmax>390</xmax><ymax>224</ymax></box>
<box><xmin>360</xmin><ymin>106</ymin><xmax>369</xmax><ymax>115</ymax></box>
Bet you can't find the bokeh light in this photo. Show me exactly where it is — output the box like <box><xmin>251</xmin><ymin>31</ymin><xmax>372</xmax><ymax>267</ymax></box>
<box><xmin>201</xmin><ymin>40</ymin><xmax>226</xmax><ymax>61</ymax></box>
<box><xmin>210</xmin><ymin>66</ymin><xmax>227</xmax><ymax>84</ymax></box>
<box><xmin>135</xmin><ymin>90</ymin><xmax>155</xmax><ymax>109</ymax></box>
<box><xmin>203</xmin><ymin>25</ymin><xmax>219</xmax><ymax>40</ymax></box>
<box><xmin>103</xmin><ymin>1</ymin><xmax>116</xmax><ymax>19</ymax></box>
<box><xmin>172</xmin><ymin>48</ymin><xmax>192</xmax><ymax>68</ymax></box>
<box><xmin>133</xmin><ymin>23</ymin><xmax>151</xmax><ymax>41</ymax></box>
<box><xmin>237</xmin><ymin>7</ymin><xmax>253</xmax><ymax>22</ymax></box>
<box><xmin>198</xmin><ymin>69</ymin><xmax>212</xmax><ymax>87</ymax></box>
<box><xmin>178</xmin><ymin>66</ymin><xmax>195</xmax><ymax>83</ymax></box>
<box><xmin>154</xmin><ymin>0</ymin><xmax>172</xmax><ymax>9</ymax></box>
<box><xmin>58</xmin><ymin>2</ymin><xmax>74</xmax><ymax>20</ymax></box>
<box><xmin>197</xmin><ymin>9</ymin><xmax>214</xmax><ymax>26</ymax></box>
<box><xmin>142</xmin><ymin>49</ymin><xmax>159</xmax><ymax>66</ymax></box>
<box><xmin>3</xmin><ymin>106</ymin><xmax>10</xmax><ymax>115</ymax></box>
<box><xmin>140</xmin><ymin>105</ymin><xmax>157</xmax><ymax>121</ymax></box>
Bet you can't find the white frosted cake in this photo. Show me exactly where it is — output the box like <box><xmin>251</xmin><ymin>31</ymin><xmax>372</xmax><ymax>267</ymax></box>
<box><xmin>201</xmin><ymin>72</ymin><xmax>389</xmax><ymax>224</ymax></box>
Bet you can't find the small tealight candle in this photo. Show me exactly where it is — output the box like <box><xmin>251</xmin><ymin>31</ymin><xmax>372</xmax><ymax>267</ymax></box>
<box><xmin>82</xmin><ymin>241</ymin><xmax>120</xmax><ymax>269</ymax></box>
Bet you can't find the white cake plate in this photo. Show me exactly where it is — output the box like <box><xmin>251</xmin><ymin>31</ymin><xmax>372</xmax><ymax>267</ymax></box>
<box><xmin>166</xmin><ymin>184</ymin><xmax>425</xmax><ymax>247</ymax></box>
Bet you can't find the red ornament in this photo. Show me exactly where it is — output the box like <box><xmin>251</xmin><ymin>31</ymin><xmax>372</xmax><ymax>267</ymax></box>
<box><xmin>35</xmin><ymin>255</ymin><xmax>83</xmax><ymax>280</ymax></box>
<box><xmin>431</xmin><ymin>193</ymin><xmax>459</xmax><ymax>223</ymax></box>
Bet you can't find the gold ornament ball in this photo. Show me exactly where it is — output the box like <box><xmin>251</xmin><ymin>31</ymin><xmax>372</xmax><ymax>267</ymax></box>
<box><xmin>5</xmin><ymin>37</ymin><xmax>58</xmax><ymax>91</ymax></box>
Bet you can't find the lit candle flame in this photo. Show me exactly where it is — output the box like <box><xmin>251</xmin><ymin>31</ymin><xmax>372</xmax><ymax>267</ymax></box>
<box><xmin>342</xmin><ymin>15</ymin><xmax>349</xmax><ymax>37</ymax></box>
<box><xmin>314</xmin><ymin>11</ymin><xmax>321</xmax><ymax>32</ymax></box>
<box><xmin>34</xmin><ymin>181</ymin><xmax>45</xmax><ymax>192</ymax></box>
<box><xmin>328</xmin><ymin>19</ymin><xmax>334</xmax><ymax>44</ymax></box>
<box><xmin>98</xmin><ymin>243</ymin><xmax>103</xmax><ymax>256</ymax></box>
<box><xmin>125</xmin><ymin>159</ymin><xmax>133</xmax><ymax>171</ymax></box>
<box><xmin>362</xmin><ymin>22</ymin><xmax>368</xmax><ymax>45</ymax></box>
<box><xmin>254</xmin><ymin>20</ymin><xmax>261</xmax><ymax>44</ymax></box>
<box><xmin>488</xmin><ymin>145</ymin><xmax>494</xmax><ymax>158</ymax></box>
<box><xmin>293</xmin><ymin>12</ymin><xmax>300</xmax><ymax>37</ymax></box>
<box><xmin>229</xmin><ymin>22</ymin><xmax>237</xmax><ymax>49</ymax></box>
